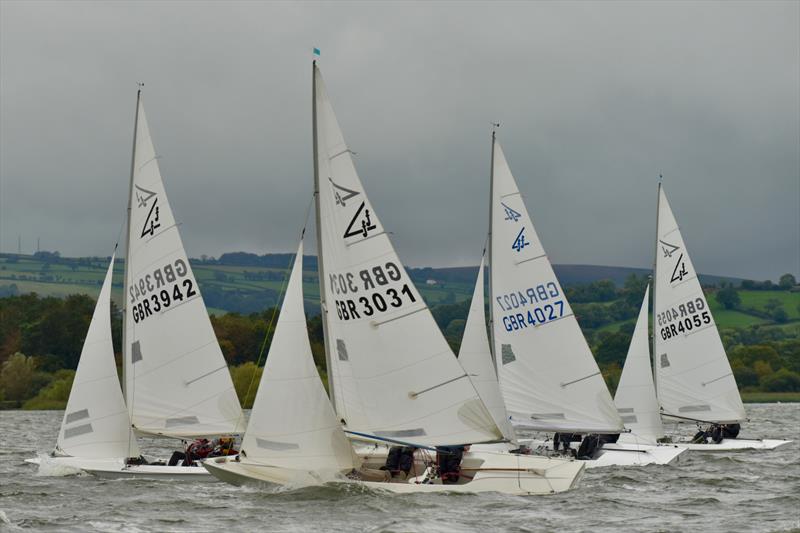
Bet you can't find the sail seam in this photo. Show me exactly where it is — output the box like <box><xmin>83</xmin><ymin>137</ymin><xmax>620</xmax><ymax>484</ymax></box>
<box><xmin>345</xmin><ymin>231</ymin><xmax>387</xmax><ymax>247</ymax></box>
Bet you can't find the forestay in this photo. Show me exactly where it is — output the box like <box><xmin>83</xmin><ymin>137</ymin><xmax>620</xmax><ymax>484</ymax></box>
<box><xmin>653</xmin><ymin>185</ymin><xmax>745</xmax><ymax>424</ymax></box>
<box><xmin>241</xmin><ymin>240</ymin><xmax>355</xmax><ymax>475</ymax></box>
<box><xmin>123</xmin><ymin>97</ymin><xmax>244</xmax><ymax>437</ymax></box>
<box><xmin>457</xmin><ymin>258</ymin><xmax>516</xmax><ymax>442</ymax></box>
<box><xmin>489</xmin><ymin>138</ymin><xmax>623</xmax><ymax>434</ymax></box>
<box><xmin>313</xmin><ymin>64</ymin><xmax>500</xmax><ymax>446</ymax></box>
<box><xmin>614</xmin><ymin>286</ymin><xmax>664</xmax><ymax>444</ymax></box>
<box><xmin>57</xmin><ymin>254</ymin><xmax>140</xmax><ymax>458</ymax></box>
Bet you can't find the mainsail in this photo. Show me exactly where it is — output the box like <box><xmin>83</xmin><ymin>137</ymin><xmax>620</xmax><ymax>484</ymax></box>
<box><xmin>614</xmin><ymin>286</ymin><xmax>665</xmax><ymax>444</ymax></box>
<box><xmin>240</xmin><ymin>239</ymin><xmax>355</xmax><ymax>474</ymax></box>
<box><xmin>123</xmin><ymin>92</ymin><xmax>244</xmax><ymax>437</ymax></box>
<box><xmin>653</xmin><ymin>184</ymin><xmax>746</xmax><ymax>424</ymax></box>
<box><xmin>57</xmin><ymin>254</ymin><xmax>140</xmax><ymax>458</ymax></box>
<box><xmin>313</xmin><ymin>63</ymin><xmax>500</xmax><ymax>446</ymax></box>
<box><xmin>489</xmin><ymin>135</ymin><xmax>623</xmax><ymax>434</ymax></box>
<box><xmin>457</xmin><ymin>257</ymin><xmax>516</xmax><ymax>442</ymax></box>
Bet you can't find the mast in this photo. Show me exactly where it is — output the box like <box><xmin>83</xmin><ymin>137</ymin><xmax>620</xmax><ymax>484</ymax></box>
<box><xmin>312</xmin><ymin>60</ymin><xmax>336</xmax><ymax>411</ymax></box>
<box><xmin>651</xmin><ymin>179</ymin><xmax>661</xmax><ymax>398</ymax></box>
<box><xmin>121</xmin><ymin>87</ymin><xmax>141</xmax><ymax>404</ymax></box>
<box><xmin>487</xmin><ymin>126</ymin><xmax>498</xmax><ymax>368</ymax></box>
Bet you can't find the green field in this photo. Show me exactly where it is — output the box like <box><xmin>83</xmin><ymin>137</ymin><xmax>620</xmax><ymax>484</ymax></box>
<box><xmin>741</xmin><ymin>391</ymin><xmax>800</xmax><ymax>403</ymax></box>
<box><xmin>0</xmin><ymin>254</ymin><xmax>475</xmax><ymax>313</ymax></box>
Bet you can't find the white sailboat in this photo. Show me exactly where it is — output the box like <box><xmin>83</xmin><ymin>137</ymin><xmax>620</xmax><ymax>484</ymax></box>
<box><xmin>205</xmin><ymin>239</ymin><xmax>359</xmax><ymax>486</ymax></box>
<box><xmin>206</xmin><ymin>60</ymin><xmax>585</xmax><ymax>494</ymax></box>
<box><xmin>612</xmin><ymin>286</ymin><xmax>687</xmax><ymax>460</ymax></box>
<box><xmin>26</xmin><ymin>254</ymin><xmax>143</xmax><ymax>473</ymax></box>
<box><xmin>121</xmin><ymin>90</ymin><xmax>244</xmax><ymax>440</ymax></box>
<box><xmin>310</xmin><ymin>61</ymin><xmax>583</xmax><ymax>493</ymax></box>
<box><xmin>487</xmin><ymin>132</ymin><xmax>682</xmax><ymax>467</ymax></box>
<box><xmin>652</xmin><ymin>184</ymin><xmax>791</xmax><ymax>450</ymax></box>
<box><xmin>33</xmin><ymin>90</ymin><xmax>246</xmax><ymax>478</ymax></box>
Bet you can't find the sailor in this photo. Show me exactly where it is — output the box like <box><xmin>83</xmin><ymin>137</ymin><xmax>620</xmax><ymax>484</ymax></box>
<box><xmin>722</xmin><ymin>423</ymin><xmax>741</xmax><ymax>439</ymax></box>
<box><xmin>380</xmin><ymin>446</ymin><xmax>416</xmax><ymax>480</ymax></box>
<box><xmin>437</xmin><ymin>445</ymin><xmax>467</xmax><ymax>484</ymax></box>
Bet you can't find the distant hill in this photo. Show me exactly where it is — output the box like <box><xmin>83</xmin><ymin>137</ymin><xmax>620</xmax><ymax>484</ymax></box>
<box><xmin>0</xmin><ymin>252</ymin><xmax>747</xmax><ymax>315</ymax></box>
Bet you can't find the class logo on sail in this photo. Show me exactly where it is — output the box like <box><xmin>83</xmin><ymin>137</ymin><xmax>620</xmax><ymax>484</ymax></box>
<box><xmin>512</xmin><ymin>227</ymin><xmax>530</xmax><ymax>252</ymax></box>
<box><xmin>135</xmin><ymin>185</ymin><xmax>161</xmax><ymax>238</ymax></box>
<box><xmin>660</xmin><ymin>239</ymin><xmax>688</xmax><ymax>283</ymax></box>
<box><xmin>330</xmin><ymin>178</ymin><xmax>376</xmax><ymax>240</ymax></box>
<box><xmin>501</xmin><ymin>202</ymin><xmax>521</xmax><ymax>222</ymax></box>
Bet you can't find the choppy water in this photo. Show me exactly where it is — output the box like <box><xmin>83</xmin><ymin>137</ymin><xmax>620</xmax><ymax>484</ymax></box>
<box><xmin>1</xmin><ymin>404</ymin><xmax>799</xmax><ymax>532</ymax></box>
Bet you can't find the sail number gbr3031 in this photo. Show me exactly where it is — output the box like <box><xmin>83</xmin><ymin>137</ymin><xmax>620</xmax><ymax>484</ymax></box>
<box><xmin>495</xmin><ymin>282</ymin><xmax>564</xmax><ymax>332</ymax></box>
<box><xmin>129</xmin><ymin>258</ymin><xmax>198</xmax><ymax>324</ymax></box>
<box><xmin>328</xmin><ymin>262</ymin><xmax>417</xmax><ymax>321</ymax></box>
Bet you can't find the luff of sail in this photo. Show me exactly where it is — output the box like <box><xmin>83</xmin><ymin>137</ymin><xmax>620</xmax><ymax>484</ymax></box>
<box><xmin>458</xmin><ymin>257</ymin><xmax>516</xmax><ymax>443</ymax></box>
<box><xmin>653</xmin><ymin>185</ymin><xmax>745</xmax><ymax>424</ymax></box>
<box><xmin>614</xmin><ymin>285</ymin><xmax>665</xmax><ymax>444</ymax></box>
<box><xmin>123</xmin><ymin>97</ymin><xmax>244</xmax><ymax>438</ymax></box>
<box><xmin>57</xmin><ymin>254</ymin><xmax>140</xmax><ymax>458</ymax></box>
<box><xmin>313</xmin><ymin>63</ymin><xmax>501</xmax><ymax>446</ymax></box>
<box><xmin>240</xmin><ymin>239</ymin><xmax>355</xmax><ymax>475</ymax></box>
<box><xmin>489</xmin><ymin>138</ymin><xmax>623</xmax><ymax>434</ymax></box>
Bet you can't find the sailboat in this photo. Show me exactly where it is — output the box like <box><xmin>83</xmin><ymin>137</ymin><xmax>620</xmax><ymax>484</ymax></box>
<box><xmin>612</xmin><ymin>286</ymin><xmax>688</xmax><ymax>460</ymax></box>
<box><xmin>29</xmin><ymin>90</ymin><xmax>246</xmax><ymax>478</ymax></box>
<box><xmin>487</xmin><ymin>132</ymin><xmax>683</xmax><ymax>467</ymax></box>
<box><xmin>205</xmin><ymin>60</ymin><xmax>585</xmax><ymax>494</ymax></box>
<box><xmin>651</xmin><ymin>184</ymin><xmax>791</xmax><ymax>450</ymax></box>
<box><xmin>25</xmin><ymin>254</ymin><xmax>143</xmax><ymax>473</ymax></box>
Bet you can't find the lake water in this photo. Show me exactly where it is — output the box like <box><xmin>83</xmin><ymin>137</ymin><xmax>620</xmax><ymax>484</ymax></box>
<box><xmin>1</xmin><ymin>404</ymin><xmax>798</xmax><ymax>532</ymax></box>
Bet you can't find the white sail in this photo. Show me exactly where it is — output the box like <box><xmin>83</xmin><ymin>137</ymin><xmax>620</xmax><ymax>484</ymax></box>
<box><xmin>458</xmin><ymin>258</ymin><xmax>516</xmax><ymax>442</ymax></box>
<box><xmin>240</xmin><ymin>239</ymin><xmax>355</xmax><ymax>474</ymax></box>
<box><xmin>614</xmin><ymin>286</ymin><xmax>664</xmax><ymax>444</ymax></box>
<box><xmin>314</xmin><ymin>64</ymin><xmax>500</xmax><ymax>446</ymax></box>
<box><xmin>489</xmin><ymin>138</ymin><xmax>623</xmax><ymax>434</ymax></box>
<box><xmin>123</xmin><ymin>97</ymin><xmax>244</xmax><ymax>437</ymax></box>
<box><xmin>653</xmin><ymin>185</ymin><xmax>745</xmax><ymax>423</ymax></box>
<box><xmin>57</xmin><ymin>254</ymin><xmax>140</xmax><ymax>458</ymax></box>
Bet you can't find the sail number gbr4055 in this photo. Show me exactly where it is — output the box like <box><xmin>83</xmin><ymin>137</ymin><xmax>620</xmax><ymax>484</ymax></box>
<box><xmin>328</xmin><ymin>262</ymin><xmax>418</xmax><ymax>321</ymax></box>
<box><xmin>495</xmin><ymin>282</ymin><xmax>565</xmax><ymax>332</ymax></box>
<box><xmin>657</xmin><ymin>297</ymin><xmax>711</xmax><ymax>341</ymax></box>
<box><xmin>129</xmin><ymin>258</ymin><xmax>198</xmax><ymax>324</ymax></box>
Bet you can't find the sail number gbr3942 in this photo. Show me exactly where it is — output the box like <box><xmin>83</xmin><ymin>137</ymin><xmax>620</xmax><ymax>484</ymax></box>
<box><xmin>328</xmin><ymin>262</ymin><xmax>418</xmax><ymax>321</ymax></box>
<box><xmin>495</xmin><ymin>282</ymin><xmax>564</xmax><ymax>332</ymax></box>
<box><xmin>129</xmin><ymin>258</ymin><xmax>198</xmax><ymax>324</ymax></box>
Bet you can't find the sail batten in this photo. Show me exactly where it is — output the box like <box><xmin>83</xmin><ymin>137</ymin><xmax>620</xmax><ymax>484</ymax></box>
<box><xmin>489</xmin><ymin>139</ymin><xmax>624</xmax><ymax>434</ymax></box>
<box><xmin>653</xmin><ymin>186</ymin><xmax>746</xmax><ymax>424</ymax></box>
<box><xmin>313</xmin><ymin>64</ymin><xmax>501</xmax><ymax>446</ymax></box>
<box><xmin>123</xmin><ymin>98</ymin><xmax>244</xmax><ymax>438</ymax></box>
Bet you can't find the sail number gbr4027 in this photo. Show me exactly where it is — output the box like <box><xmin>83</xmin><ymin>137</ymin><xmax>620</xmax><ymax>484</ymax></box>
<box><xmin>129</xmin><ymin>258</ymin><xmax>198</xmax><ymax>324</ymax></box>
<box><xmin>328</xmin><ymin>262</ymin><xmax>418</xmax><ymax>321</ymax></box>
<box><xmin>495</xmin><ymin>281</ymin><xmax>564</xmax><ymax>332</ymax></box>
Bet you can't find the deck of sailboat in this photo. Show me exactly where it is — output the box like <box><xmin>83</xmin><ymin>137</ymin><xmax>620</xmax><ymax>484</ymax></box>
<box><xmin>203</xmin><ymin>450</ymin><xmax>585</xmax><ymax>495</ymax></box>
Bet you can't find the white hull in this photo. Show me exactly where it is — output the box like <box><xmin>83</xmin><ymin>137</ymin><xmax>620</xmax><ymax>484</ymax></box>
<box><xmin>25</xmin><ymin>455</ymin><xmax>211</xmax><ymax>478</ymax></box>
<box><xmin>204</xmin><ymin>450</ymin><xmax>585</xmax><ymax>495</ymax></box>
<box><xmin>523</xmin><ymin>439</ymin><xmax>686</xmax><ymax>468</ymax></box>
<box><xmin>677</xmin><ymin>438</ymin><xmax>792</xmax><ymax>451</ymax></box>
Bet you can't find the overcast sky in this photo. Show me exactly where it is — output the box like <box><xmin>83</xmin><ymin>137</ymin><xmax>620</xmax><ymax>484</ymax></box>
<box><xmin>1</xmin><ymin>1</ymin><xmax>798</xmax><ymax>280</ymax></box>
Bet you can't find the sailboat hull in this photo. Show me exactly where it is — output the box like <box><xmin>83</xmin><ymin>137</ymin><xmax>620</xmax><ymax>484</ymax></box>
<box><xmin>521</xmin><ymin>439</ymin><xmax>687</xmax><ymax>468</ymax></box>
<box><xmin>677</xmin><ymin>438</ymin><xmax>792</xmax><ymax>451</ymax></box>
<box><xmin>204</xmin><ymin>450</ymin><xmax>584</xmax><ymax>495</ymax></box>
<box><xmin>25</xmin><ymin>455</ymin><xmax>212</xmax><ymax>478</ymax></box>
